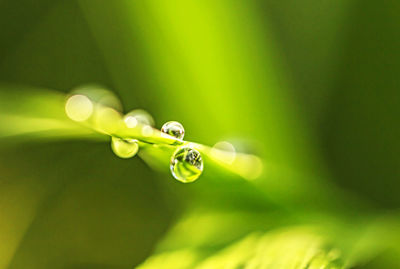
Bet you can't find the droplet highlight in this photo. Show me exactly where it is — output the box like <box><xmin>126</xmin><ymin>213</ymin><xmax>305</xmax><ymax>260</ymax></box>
<box><xmin>161</xmin><ymin>121</ymin><xmax>185</xmax><ymax>140</ymax></box>
<box><xmin>111</xmin><ymin>137</ymin><xmax>139</xmax><ymax>158</ymax></box>
<box><xmin>170</xmin><ymin>146</ymin><xmax>203</xmax><ymax>183</ymax></box>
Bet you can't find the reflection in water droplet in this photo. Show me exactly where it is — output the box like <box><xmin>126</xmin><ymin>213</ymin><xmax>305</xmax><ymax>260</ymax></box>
<box><xmin>170</xmin><ymin>146</ymin><xmax>203</xmax><ymax>183</ymax></box>
<box><xmin>125</xmin><ymin>109</ymin><xmax>155</xmax><ymax>127</ymax></box>
<box><xmin>65</xmin><ymin>94</ymin><xmax>93</xmax><ymax>122</ymax></box>
<box><xmin>161</xmin><ymin>121</ymin><xmax>185</xmax><ymax>140</ymax></box>
<box><xmin>111</xmin><ymin>137</ymin><xmax>139</xmax><ymax>158</ymax></box>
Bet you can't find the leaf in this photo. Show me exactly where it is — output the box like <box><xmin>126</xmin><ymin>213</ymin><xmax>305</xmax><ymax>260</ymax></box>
<box><xmin>138</xmin><ymin>225</ymin><xmax>345</xmax><ymax>269</ymax></box>
<box><xmin>136</xmin><ymin>207</ymin><xmax>400</xmax><ymax>269</ymax></box>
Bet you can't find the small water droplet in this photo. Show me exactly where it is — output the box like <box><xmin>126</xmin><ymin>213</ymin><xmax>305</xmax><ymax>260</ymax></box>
<box><xmin>161</xmin><ymin>121</ymin><xmax>185</xmax><ymax>140</ymax></box>
<box><xmin>170</xmin><ymin>146</ymin><xmax>203</xmax><ymax>183</ymax></box>
<box><xmin>111</xmin><ymin>137</ymin><xmax>139</xmax><ymax>158</ymax></box>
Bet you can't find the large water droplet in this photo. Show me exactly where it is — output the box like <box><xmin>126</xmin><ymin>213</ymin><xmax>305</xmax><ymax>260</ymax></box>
<box><xmin>170</xmin><ymin>146</ymin><xmax>203</xmax><ymax>183</ymax></box>
<box><xmin>111</xmin><ymin>137</ymin><xmax>139</xmax><ymax>158</ymax></box>
<box><xmin>161</xmin><ymin>121</ymin><xmax>185</xmax><ymax>140</ymax></box>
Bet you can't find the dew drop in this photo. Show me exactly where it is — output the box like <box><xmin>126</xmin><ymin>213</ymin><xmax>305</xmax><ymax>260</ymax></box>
<box><xmin>111</xmin><ymin>137</ymin><xmax>139</xmax><ymax>158</ymax></box>
<box><xmin>161</xmin><ymin>121</ymin><xmax>185</xmax><ymax>140</ymax></box>
<box><xmin>170</xmin><ymin>146</ymin><xmax>203</xmax><ymax>183</ymax></box>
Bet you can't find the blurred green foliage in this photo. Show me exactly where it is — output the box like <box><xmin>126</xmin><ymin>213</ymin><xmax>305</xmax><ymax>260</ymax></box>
<box><xmin>0</xmin><ymin>0</ymin><xmax>399</xmax><ymax>268</ymax></box>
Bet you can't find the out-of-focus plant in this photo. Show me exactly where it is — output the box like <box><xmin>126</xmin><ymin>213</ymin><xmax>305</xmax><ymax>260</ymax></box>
<box><xmin>1</xmin><ymin>83</ymin><xmax>399</xmax><ymax>268</ymax></box>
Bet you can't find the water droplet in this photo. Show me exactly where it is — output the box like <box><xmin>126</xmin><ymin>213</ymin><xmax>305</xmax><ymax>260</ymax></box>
<box><xmin>161</xmin><ymin>121</ymin><xmax>185</xmax><ymax>140</ymax></box>
<box><xmin>124</xmin><ymin>109</ymin><xmax>155</xmax><ymax>127</ymax></box>
<box><xmin>111</xmin><ymin>137</ymin><xmax>139</xmax><ymax>158</ymax></box>
<box><xmin>170</xmin><ymin>146</ymin><xmax>203</xmax><ymax>183</ymax></box>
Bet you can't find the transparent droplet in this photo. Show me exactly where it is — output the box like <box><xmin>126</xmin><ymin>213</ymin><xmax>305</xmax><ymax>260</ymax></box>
<box><xmin>124</xmin><ymin>109</ymin><xmax>155</xmax><ymax>127</ymax></box>
<box><xmin>111</xmin><ymin>137</ymin><xmax>139</xmax><ymax>158</ymax></box>
<box><xmin>161</xmin><ymin>121</ymin><xmax>185</xmax><ymax>140</ymax></box>
<box><xmin>170</xmin><ymin>146</ymin><xmax>203</xmax><ymax>183</ymax></box>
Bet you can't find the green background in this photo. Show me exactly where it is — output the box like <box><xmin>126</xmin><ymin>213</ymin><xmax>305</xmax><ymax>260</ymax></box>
<box><xmin>0</xmin><ymin>0</ymin><xmax>399</xmax><ymax>268</ymax></box>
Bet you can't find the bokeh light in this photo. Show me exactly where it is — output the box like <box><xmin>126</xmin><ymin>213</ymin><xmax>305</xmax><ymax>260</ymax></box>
<box><xmin>65</xmin><ymin>94</ymin><xmax>93</xmax><ymax>122</ymax></box>
<box><xmin>210</xmin><ymin>141</ymin><xmax>236</xmax><ymax>164</ymax></box>
<box><xmin>125</xmin><ymin>109</ymin><xmax>155</xmax><ymax>127</ymax></box>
